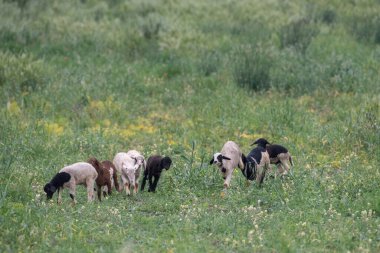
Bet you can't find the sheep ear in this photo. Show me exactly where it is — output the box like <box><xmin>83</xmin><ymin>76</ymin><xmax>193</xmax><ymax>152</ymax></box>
<box><xmin>209</xmin><ymin>158</ymin><xmax>214</xmax><ymax>165</ymax></box>
<box><xmin>221</xmin><ymin>156</ymin><xmax>231</xmax><ymax>160</ymax></box>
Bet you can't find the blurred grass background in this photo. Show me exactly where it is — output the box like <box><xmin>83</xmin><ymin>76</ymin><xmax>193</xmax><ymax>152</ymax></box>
<box><xmin>0</xmin><ymin>0</ymin><xmax>379</xmax><ymax>252</ymax></box>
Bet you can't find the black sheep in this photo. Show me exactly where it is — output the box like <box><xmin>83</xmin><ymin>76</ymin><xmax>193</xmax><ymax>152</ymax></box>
<box><xmin>141</xmin><ymin>155</ymin><xmax>172</xmax><ymax>192</ymax></box>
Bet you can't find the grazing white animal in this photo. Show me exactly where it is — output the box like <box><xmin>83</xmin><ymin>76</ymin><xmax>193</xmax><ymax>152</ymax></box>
<box><xmin>43</xmin><ymin>162</ymin><xmax>98</xmax><ymax>204</ymax></box>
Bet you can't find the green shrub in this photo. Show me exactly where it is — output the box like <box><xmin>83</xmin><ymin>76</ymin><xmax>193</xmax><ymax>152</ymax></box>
<box><xmin>0</xmin><ymin>52</ymin><xmax>45</xmax><ymax>99</ymax></box>
<box><xmin>349</xmin><ymin>14</ymin><xmax>380</xmax><ymax>44</ymax></box>
<box><xmin>321</xmin><ymin>8</ymin><xmax>337</xmax><ymax>24</ymax></box>
<box><xmin>4</xmin><ymin>0</ymin><xmax>29</xmax><ymax>10</ymax></box>
<box><xmin>351</xmin><ymin>103</ymin><xmax>380</xmax><ymax>153</ymax></box>
<box><xmin>139</xmin><ymin>13</ymin><xmax>163</xmax><ymax>40</ymax></box>
<box><xmin>232</xmin><ymin>44</ymin><xmax>272</xmax><ymax>91</ymax></box>
<box><xmin>279</xmin><ymin>17</ymin><xmax>319</xmax><ymax>54</ymax></box>
<box><xmin>270</xmin><ymin>49</ymin><xmax>364</xmax><ymax>94</ymax></box>
<box><xmin>270</xmin><ymin>49</ymin><xmax>320</xmax><ymax>93</ymax></box>
<box><xmin>0</xmin><ymin>27</ymin><xmax>41</xmax><ymax>52</ymax></box>
<box><xmin>325</xmin><ymin>55</ymin><xmax>359</xmax><ymax>92</ymax></box>
<box><xmin>198</xmin><ymin>50</ymin><xmax>221</xmax><ymax>76</ymax></box>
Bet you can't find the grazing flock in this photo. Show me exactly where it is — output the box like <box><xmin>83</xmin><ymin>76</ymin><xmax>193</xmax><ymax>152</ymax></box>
<box><xmin>44</xmin><ymin>138</ymin><xmax>293</xmax><ymax>204</ymax></box>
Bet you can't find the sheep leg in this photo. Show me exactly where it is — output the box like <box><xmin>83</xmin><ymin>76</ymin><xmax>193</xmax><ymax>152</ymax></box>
<box><xmin>121</xmin><ymin>174</ymin><xmax>130</xmax><ymax>195</ymax></box>
<box><xmin>106</xmin><ymin>180</ymin><xmax>112</xmax><ymax>196</ymax></box>
<box><xmin>141</xmin><ymin>174</ymin><xmax>148</xmax><ymax>191</ymax></box>
<box><xmin>68</xmin><ymin>186</ymin><xmax>76</xmax><ymax>205</ymax></box>
<box><xmin>97</xmin><ymin>185</ymin><xmax>102</xmax><ymax>201</ymax></box>
<box><xmin>57</xmin><ymin>188</ymin><xmax>62</xmax><ymax>204</ymax></box>
<box><xmin>148</xmin><ymin>175</ymin><xmax>154</xmax><ymax>192</ymax></box>
<box><xmin>256</xmin><ymin>165</ymin><xmax>266</xmax><ymax>186</ymax></box>
<box><xmin>125</xmin><ymin>182</ymin><xmax>131</xmax><ymax>195</ymax></box>
<box><xmin>113</xmin><ymin>174</ymin><xmax>121</xmax><ymax>192</ymax></box>
<box><xmin>134</xmin><ymin>182</ymin><xmax>138</xmax><ymax>194</ymax></box>
<box><xmin>276</xmin><ymin>163</ymin><xmax>284</xmax><ymax>177</ymax></box>
<box><xmin>151</xmin><ymin>175</ymin><xmax>160</xmax><ymax>192</ymax></box>
<box><xmin>86</xmin><ymin>179</ymin><xmax>95</xmax><ymax>202</ymax></box>
<box><xmin>118</xmin><ymin>178</ymin><xmax>123</xmax><ymax>192</ymax></box>
<box><xmin>223</xmin><ymin>169</ymin><xmax>233</xmax><ymax>188</ymax></box>
<box><xmin>261</xmin><ymin>162</ymin><xmax>270</xmax><ymax>184</ymax></box>
<box><xmin>281</xmin><ymin>159</ymin><xmax>290</xmax><ymax>175</ymax></box>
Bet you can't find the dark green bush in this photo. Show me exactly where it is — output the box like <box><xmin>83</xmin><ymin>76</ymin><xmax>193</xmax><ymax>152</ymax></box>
<box><xmin>279</xmin><ymin>17</ymin><xmax>319</xmax><ymax>54</ymax></box>
<box><xmin>321</xmin><ymin>8</ymin><xmax>337</xmax><ymax>24</ymax></box>
<box><xmin>349</xmin><ymin>103</ymin><xmax>380</xmax><ymax>153</ymax></box>
<box><xmin>232</xmin><ymin>45</ymin><xmax>272</xmax><ymax>91</ymax></box>
<box><xmin>0</xmin><ymin>52</ymin><xmax>45</xmax><ymax>99</ymax></box>
<box><xmin>4</xmin><ymin>0</ymin><xmax>29</xmax><ymax>10</ymax></box>
<box><xmin>140</xmin><ymin>13</ymin><xmax>163</xmax><ymax>40</ymax></box>
<box><xmin>349</xmin><ymin>14</ymin><xmax>380</xmax><ymax>44</ymax></box>
<box><xmin>270</xmin><ymin>49</ymin><xmax>364</xmax><ymax>94</ymax></box>
<box><xmin>198</xmin><ymin>50</ymin><xmax>221</xmax><ymax>76</ymax></box>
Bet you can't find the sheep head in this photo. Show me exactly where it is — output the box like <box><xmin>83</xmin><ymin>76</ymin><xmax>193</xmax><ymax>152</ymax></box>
<box><xmin>251</xmin><ymin>138</ymin><xmax>270</xmax><ymax>148</ymax></box>
<box><xmin>161</xmin><ymin>156</ymin><xmax>172</xmax><ymax>170</ymax></box>
<box><xmin>43</xmin><ymin>183</ymin><xmax>56</xmax><ymax>200</ymax></box>
<box><xmin>209</xmin><ymin>152</ymin><xmax>231</xmax><ymax>166</ymax></box>
<box><xmin>132</xmin><ymin>155</ymin><xmax>145</xmax><ymax>168</ymax></box>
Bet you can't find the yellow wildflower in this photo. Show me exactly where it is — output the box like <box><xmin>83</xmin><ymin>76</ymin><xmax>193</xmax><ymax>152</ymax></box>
<box><xmin>44</xmin><ymin>122</ymin><xmax>64</xmax><ymax>136</ymax></box>
<box><xmin>7</xmin><ymin>100</ymin><xmax>21</xmax><ymax>115</ymax></box>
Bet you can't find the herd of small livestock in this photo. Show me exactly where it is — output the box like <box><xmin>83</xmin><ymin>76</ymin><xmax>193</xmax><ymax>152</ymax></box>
<box><xmin>43</xmin><ymin>138</ymin><xmax>293</xmax><ymax>204</ymax></box>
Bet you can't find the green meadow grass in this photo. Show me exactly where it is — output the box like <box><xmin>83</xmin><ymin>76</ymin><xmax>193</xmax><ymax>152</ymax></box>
<box><xmin>1</xmin><ymin>0</ymin><xmax>379</xmax><ymax>252</ymax></box>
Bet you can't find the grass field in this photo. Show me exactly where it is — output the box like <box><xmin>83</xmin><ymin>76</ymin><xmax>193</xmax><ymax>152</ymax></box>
<box><xmin>1</xmin><ymin>0</ymin><xmax>379</xmax><ymax>252</ymax></box>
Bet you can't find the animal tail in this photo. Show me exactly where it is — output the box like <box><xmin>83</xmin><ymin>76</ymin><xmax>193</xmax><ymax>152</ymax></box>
<box><xmin>289</xmin><ymin>155</ymin><xmax>294</xmax><ymax>166</ymax></box>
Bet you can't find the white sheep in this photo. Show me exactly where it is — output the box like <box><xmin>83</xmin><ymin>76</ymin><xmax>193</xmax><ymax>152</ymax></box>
<box><xmin>209</xmin><ymin>141</ymin><xmax>245</xmax><ymax>188</ymax></box>
<box><xmin>43</xmin><ymin>162</ymin><xmax>98</xmax><ymax>204</ymax></box>
<box><xmin>113</xmin><ymin>150</ymin><xmax>145</xmax><ymax>195</ymax></box>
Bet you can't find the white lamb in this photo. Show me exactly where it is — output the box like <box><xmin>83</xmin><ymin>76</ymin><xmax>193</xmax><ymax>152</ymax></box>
<box><xmin>113</xmin><ymin>150</ymin><xmax>145</xmax><ymax>195</ymax></box>
<box><xmin>209</xmin><ymin>141</ymin><xmax>245</xmax><ymax>188</ymax></box>
<box><xmin>43</xmin><ymin>162</ymin><xmax>98</xmax><ymax>204</ymax></box>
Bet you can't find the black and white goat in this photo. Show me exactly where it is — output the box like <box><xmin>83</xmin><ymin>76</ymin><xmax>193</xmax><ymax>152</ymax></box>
<box><xmin>209</xmin><ymin>141</ymin><xmax>245</xmax><ymax>188</ymax></box>
<box><xmin>251</xmin><ymin>138</ymin><xmax>293</xmax><ymax>177</ymax></box>
<box><xmin>43</xmin><ymin>162</ymin><xmax>98</xmax><ymax>204</ymax></box>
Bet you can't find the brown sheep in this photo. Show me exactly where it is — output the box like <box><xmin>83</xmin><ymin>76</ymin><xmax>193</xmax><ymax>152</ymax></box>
<box><xmin>87</xmin><ymin>157</ymin><xmax>112</xmax><ymax>201</ymax></box>
<box><xmin>101</xmin><ymin>160</ymin><xmax>120</xmax><ymax>195</ymax></box>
